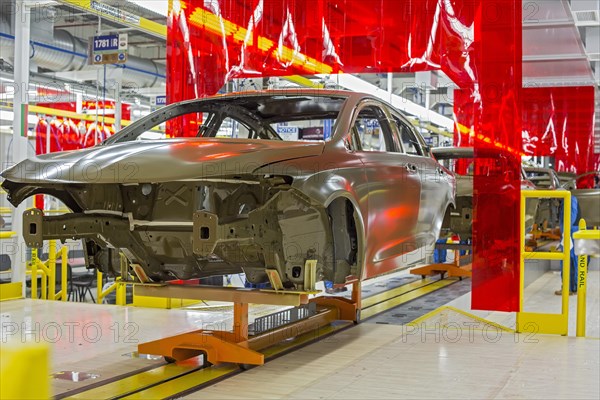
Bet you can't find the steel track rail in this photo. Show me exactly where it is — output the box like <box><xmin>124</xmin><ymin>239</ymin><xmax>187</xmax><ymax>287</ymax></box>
<box><xmin>61</xmin><ymin>277</ymin><xmax>459</xmax><ymax>399</ymax></box>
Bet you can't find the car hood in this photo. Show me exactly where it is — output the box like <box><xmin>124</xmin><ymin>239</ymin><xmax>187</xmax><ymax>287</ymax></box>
<box><xmin>1</xmin><ymin>138</ymin><xmax>325</xmax><ymax>184</ymax></box>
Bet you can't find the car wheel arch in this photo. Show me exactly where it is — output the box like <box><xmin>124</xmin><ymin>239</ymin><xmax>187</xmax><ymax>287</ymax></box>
<box><xmin>324</xmin><ymin>193</ymin><xmax>366</xmax><ymax>282</ymax></box>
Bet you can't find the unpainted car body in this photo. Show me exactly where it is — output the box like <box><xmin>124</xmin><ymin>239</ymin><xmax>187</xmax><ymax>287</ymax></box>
<box><xmin>556</xmin><ymin>171</ymin><xmax>600</xmax><ymax>227</ymax></box>
<box><xmin>523</xmin><ymin>166</ymin><xmax>562</xmax><ymax>229</ymax></box>
<box><xmin>2</xmin><ymin>90</ymin><xmax>455</xmax><ymax>290</ymax></box>
<box><xmin>523</xmin><ymin>167</ymin><xmax>600</xmax><ymax>229</ymax></box>
<box><xmin>433</xmin><ymin>147</ymin><xmax>538</xmax><ymax>239</ymax></box>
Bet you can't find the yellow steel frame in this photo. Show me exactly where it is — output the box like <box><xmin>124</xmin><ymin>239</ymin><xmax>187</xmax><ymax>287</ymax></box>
<box><xmin>0</xmin><ymin>231</ymin><xmax>15</xmax><ymax>239</ymax></box>
<box><xmin>517</xmin><ymin>190</ymin><xmax>571</xmax><ymax>335</ymax></box>
<box><xmin>97</xmin><ymin>252</ymin><xmax>130</xmax><ymax>305</ymax></box>
<box><xmin>573</xmin><ymin>219</ymin><xmax>599</xmax><ymax>337</ymax></box>
<box><xmin>30</xmin><ymin>240</ymin><xmax>69</xmax><ymax>301</ymax></box>
<box><xmin>0</xmin><ymin>282</ymin><xmax>22</xmax><ymax>301</ymax></box>
<box><xmin>96</xmin><ymin>272</ymin><xmax>128</xmax><ymax>306</ymax></box>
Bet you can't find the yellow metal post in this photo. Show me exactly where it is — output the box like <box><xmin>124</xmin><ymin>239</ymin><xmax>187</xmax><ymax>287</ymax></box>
<box><xmin>116</xmin><ymin>280</ymin><xmax>127</xmax><ymax>306</ymax></box>
<box><xmin>576</xmin><ymin>218</ymin><xmax>588</xmax><ymax>337</ymax></box>
<box><xmin>97</xmin><ymin>270</ymin><xmax>104</xmax><ymax>303</ymax></box>
<box><xmin>47</xmin><ymin>240</ymin><xmax>56</xmax><ymax>301</ymax></box>
<box><xmin>561</xmin><ymin>192</ymin><xmax>571</xmax><ymax>324</ymax></box>
<box><xmin>31</xmin><ymin>248</ymin><xmax>38</xmax><ymax>300</ymax></box>
<box><xmin>59</xmin><ymin>246</ymin><xmax>68</xmax><ymax>301</ymax></box>
<box><xmin>40</xmin><ymin>262</ymin><xmax>47</xmax><ymax>300</ymax></box>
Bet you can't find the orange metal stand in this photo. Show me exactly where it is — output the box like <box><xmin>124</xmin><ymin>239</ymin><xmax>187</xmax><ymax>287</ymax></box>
<box><xmin>137</xmin><ymin>280</ymin><xmax>362</xmax><ymax>367</ymax></box>
<box><xmin>525</xmin><ymin>222</ymin><xmax>562</xmax><ymax>251</ymax></box>
<box><xmin>312</xmin><ymin>279</ymin><xmax>362</xmax><ymax>322</ymax></box>
<box><xmin>410</xmin><ymin>244</ymin><xmax>472</xmax><ymax>279</ymax></box>
<box><xmin>139</xmin><ymin>301</ymin><xmax>264</xmax><ymax>366</ymax></box>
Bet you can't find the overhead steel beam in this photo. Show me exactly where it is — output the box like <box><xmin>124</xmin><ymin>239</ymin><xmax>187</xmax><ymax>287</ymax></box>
<box><xmin>56</xmin><ymin>0</ymin><xmax>166</xmax><ymax>39</ymax></box>
<box><xmin>10</xmin><ymin>0</ymin><xmax>31</xmax><ymax>297</ymax></box>
<box><xmin>523</xmin><ymin>19</ymin><xmax>573</xmax><ymax>29</ymax></box>
<box><xmin>523</xmin><ymin>54</ymin><xmax>589</xmax><ymax>62</ymax></box>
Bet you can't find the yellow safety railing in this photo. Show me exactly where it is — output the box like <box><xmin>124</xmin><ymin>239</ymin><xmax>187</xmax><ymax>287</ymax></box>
<box><xmin>573</xmin><ymin>219</ymin><xmax>599</xmax><ymax>337</ymax></box>
<box><xmin>97</xmin><ymin>272</ymin><xmax>128</xmax><ymax>306</ymax></box>
<box><xmin>0</xmin><ymin>231</ymin><xmax>16</xmax><ymax>239</ymax></box>
<box><xmin>29</xmin><ymin>240</ymin><xmax>68</xmax><ymax>301</ymax></box>
<box><xmin>97</xmin><ymin>253</ymin><xmax>130</xmax><ymax>305</ymax></box>
<box><xmin>518</xmin><ymin>190</ymin><xmax>571</xmax><ymax>335</ymax></box>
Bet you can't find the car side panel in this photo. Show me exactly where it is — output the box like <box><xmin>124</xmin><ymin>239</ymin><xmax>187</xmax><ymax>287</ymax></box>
<box><xmin>359</xmin><ymin>152</ymin><xmax>421</xmax><ymax>278</ymax></box>
<box><xmin>414</xmin><ymin>155</ymin><xmax>454</xmax><ymax>245</ymax></box>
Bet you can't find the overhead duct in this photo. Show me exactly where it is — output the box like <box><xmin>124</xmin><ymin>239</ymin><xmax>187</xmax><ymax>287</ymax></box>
<box><xmin>0</xmin><ymin>12</ymin><xmax>165</xmax><ymax>88</ymax></box>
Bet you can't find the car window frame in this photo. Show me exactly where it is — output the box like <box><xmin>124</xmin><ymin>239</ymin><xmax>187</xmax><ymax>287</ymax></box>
<box><xmin>390</xmin><ymin>112</ymin><xmax>426</xmax><ymax>157</ymax></box>
<box><xmin>348</xmin><ymin>100</ymin><xmax>398</xmax><ymax>153</ymax></box>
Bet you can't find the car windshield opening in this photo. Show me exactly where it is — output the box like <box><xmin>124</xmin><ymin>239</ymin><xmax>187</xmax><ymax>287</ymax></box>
<box><xmin>106</xmin><ymin>94</ymin><xmax>345</xmax><ymax>144</ymax></box>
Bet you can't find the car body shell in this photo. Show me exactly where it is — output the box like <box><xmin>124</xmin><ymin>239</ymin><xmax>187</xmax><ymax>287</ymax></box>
<box><xmin>432</xmin><ymin>147</ymin><xmax>538</xmax><ymax>238</ymax></box>
<box><xmin>523</xmin><ymin>166</ymin><xmax>600</xmax><ymax>229</ymax></box>
<box><xmin>2</xmin><ymin>90</ymin><xmax>455</xmax><ymax>288</ymax></box>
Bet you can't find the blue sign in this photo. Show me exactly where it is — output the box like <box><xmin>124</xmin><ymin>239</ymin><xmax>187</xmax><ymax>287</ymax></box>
<box><xmin>276</xmin><ymin>125</ymin><xmax>299</xmax><ymax>140</ymax></box>
<box><xmin>93</xmin><ymin>34</ymin><xmax>120</xmax><ymax>52</ymax></box>
<box><xmin>155</xmin><ymin>96</ymin><xmax>167</xmax><ymax>106</ymax></box>
<box><xmin>323</xmin><ymin>119</ymin><xmax>332</xmax><ymax>140</ymax></box>
<box><xmin>276</xmin><ymin>126</ymin><xmax>298</xmax><ymax>135</ymax></box>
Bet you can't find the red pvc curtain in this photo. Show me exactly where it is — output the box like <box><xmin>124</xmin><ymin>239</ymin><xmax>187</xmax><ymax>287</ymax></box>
<box><xmin>457</xmin><ymin>86</ymin><xmax>598</xmax><ymax>181</ymax></box>
<box><xmin>522</xmin><ymin>87</ymin><xmax>598</xmax><ymax>186</ymax></box>
<box><xmin>167</xmin><ymin>0</ymin><xmax>524</xmax><ymax>311</ymax></box>
<box><xmin>168</xmin><ymin>0</ymin><xmax>479</xmax><ymax>100</ymax></box>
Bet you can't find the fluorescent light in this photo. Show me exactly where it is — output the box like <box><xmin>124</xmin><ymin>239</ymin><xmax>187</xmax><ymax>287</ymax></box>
<box><xmin>319</xmin><ymin>74</ymin><xmax>454</xmax><ymax>131</ymax></box>
<box><xmin>0</xmin><ymin>110</ymin><xmax>39</xmax><ymax>125</ymax></box>
<box><xmin>128</xmin><ymin>0</ymin><xmax>169</xmax><ymax>17</ymax></box>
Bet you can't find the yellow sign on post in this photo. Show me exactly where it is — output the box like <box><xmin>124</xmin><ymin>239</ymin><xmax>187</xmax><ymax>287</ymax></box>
<box><xmin>517</xmin><ymin>190</ymin><xmax>571</xmax><ymax>336</ymax></box>
<box><xmin>573</xmin><ymin>218</ymin><xmax>600</xmax><ymax>337</ymax></box>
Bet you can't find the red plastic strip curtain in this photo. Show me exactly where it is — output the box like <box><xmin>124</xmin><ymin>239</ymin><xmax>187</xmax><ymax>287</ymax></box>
<box><xmin>168</xmin><ymin>0</ymin><xmax>526</xmax><ymax>311</ymax></box>
<box><xmin>522</xmin><ymin>86</ymin><xmax>598</xmax><ymax>187</ymax></box>
<box><xmin>167</xmin><ymin>0</ymin><xmax>478</xmax><ymax>102</ymax></box>
<box><xmin>32</xmin><ymin>101</ymin><xmax>131</xmax><ymax>209</ymax></box>
<box><xmin>470</xmin><ymin>1</ymin><xmax>522</xmax><ymax>311</ymax></box>
<box><xmin>34</xmin><ymin>101</ymin><xmax>131</xmax><ymax>153</ymax></box>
